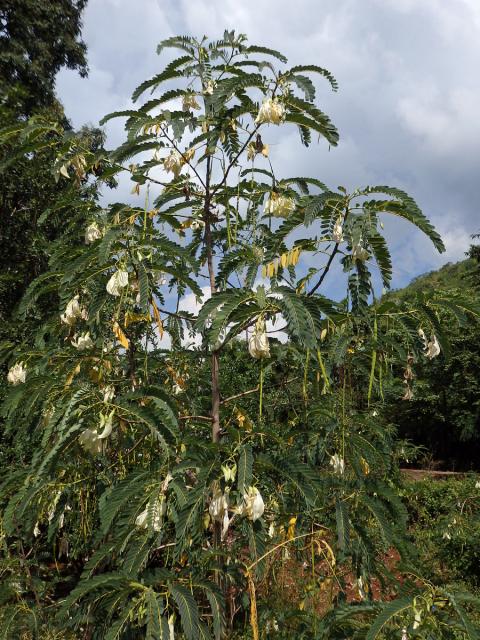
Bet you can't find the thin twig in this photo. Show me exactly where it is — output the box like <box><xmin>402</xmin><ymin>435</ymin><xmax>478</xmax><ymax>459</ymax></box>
<box><xmin>221</xmin><ymin>376</ymin><xmax>300</xmax><ymax>405</ymax></box>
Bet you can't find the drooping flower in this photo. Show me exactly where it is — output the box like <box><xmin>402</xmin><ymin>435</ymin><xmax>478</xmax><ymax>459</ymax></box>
<box><xmin>248</xmin><ymin>318</ymin><xmax>270</xmax><ymax>359</ymax></box>
<box><xmin>163</xmin><ymin>150</ymin><xmax>183</xmax><ymax>178</ymax></box>
<box><xmin>71</xmin><ymin>331</ymin><xmax>94</xmax><ymax>351</ymax></box>
<box><xmin>264</xmin><ymin>192</ymin><xmax>295</xmax><ymax>218</ymax></box>
<box><xmin>190</xmin><ymin>218</ymin><xmax>205</xmax><ymax>231</ymax></box>
<box><xmin>182</xmin><ymin>93</ymin><xmax>201</xmax><ymax>110</ymax></box>
<box><xmin>332</xmin><ymin>217</ymin><xmax>344</xmax><ymax>243</ymax></box>
<box><xmin>106</xmin><ymin>269</ymin><xmax>129</xmax><ymax>296</ymax></box>
<box><xmin>426</xmin><ymin>334</ymin><xmax>441</xmax><ymax>359</ymax></box>
<box><xmin>60</xmin><ymin>295</ymin><xmax>85</xmax><ymax>325</ymax></box>
<box><xmin>135</xmin><ymin>495</ymin><xmax>166</xmax><ymax>532</ymax></box>
<box><xmin>255</xmin><ymin>97</ymin><xmax>285</xmax><ymax>125</ymax></box>
<box><xmin>402</xmin><ymin>381</ymin><xmax>413</xmax><ymax>401</ymax></box>
<box><xmin>351</xmin><ymin>241</ymin><xmax>369</xmax><ymax>262</ymax></box>
<box><xmin>7</xmin><ymin>361</ymin><xmax>26</xmax><ymax>385</ymax></box>
<box><xmin>246</xmin><ymin>139</ymin><xmax>269</xmax><ymax>161</ymax></box>
<box><xmin>243</xmin><ymin>486</ymin><xmax>264</xmax><ymax>521</ymax></box>
<box><xmin>98</xmin><ymin>410</ymin><xmax>115</xmax><ymax>439</ymax></box>
<box><xmin>102</xmin><ymin>385</ymin><xmax>115</xmax><ymax>403</ymax></box>
<box><xmin>418</xmin><ymin>328</ymin><xmax>441</xmax><ymax>359</ymax></box>
<box><xmin>209</xmin><ymin>487</ymin><xmax>230</xmax><ymax>539</ymax></box>
<box><xmin>78</xmin><ymin>428</ymin><xmax>103</xmax><ymax>455</ymax></box>
<box><xmin>209</xmin><ymin>488</ymin><xmax>229</xmax><ymax>521</ymax></box>
<box><xmin>85</xmin><ymin>222</ymin><xmax>102</xmax><ymax>244</ymax></box>
<box><xmin>203</xmin><ymin>79</ymin><xmax>216</xmax><ymax>95</ymax></box>
<box><xmin>329</xmin><ymin>453</ymin><xmax>345</xmax><ymax>475</ymax></box>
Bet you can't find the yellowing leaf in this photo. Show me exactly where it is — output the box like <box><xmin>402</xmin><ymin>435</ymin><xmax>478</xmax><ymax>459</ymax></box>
<box><xmin>287</xmin><ymin>516</ymin><xmax>297</xmax><ymax>541</ymax></box>
<box><xmin>360</xmin><ymin>457</ymin><xmax>370</xmax><ymax>475</ymax></box>
<box><xmin>113</xmin><ymin>321</ymin><xmax>130</xmax><ymax>350</ymax></box>
<box><xmin>64</xmin><ymin>363</ymin><xmax>80</xmax><ymax>388</ymax></box>
<box><xmin>151</xmin><ymin>297</ymin><xmax>164</xmax><ymax>339</ymax></box>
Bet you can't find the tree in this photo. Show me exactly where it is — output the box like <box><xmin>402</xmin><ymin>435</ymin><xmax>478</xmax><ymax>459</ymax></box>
<box><xmin>381</xmin><ymin>258</ymin><xmax>480</xmax><ymax>469</ymax></box>
<box><xmin>0</xmin><ymin>0</ymin><xmax>88</xmax><ymax>116</ymax></box>
<box><xmin>2</xmin><ymin>32</ymin><xmax>479</xmax><ymax>639</ymax></box>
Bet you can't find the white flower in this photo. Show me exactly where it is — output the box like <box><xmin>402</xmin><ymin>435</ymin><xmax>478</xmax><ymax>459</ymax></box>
<box><xmin>443</xmin><ymin>531</ymin><xmax>452</xmax><ymax>540</ymax></box>
<box><xmin>203</xmin><ymin>79</ymin><xmax>215</xmax><ymax>95</ymax></box>
<box><xmin>248</xmin><ymin>319</ymin><xmax>270</xmax><ymax>359</ymax></box>
<box><xmin>71</xmin><ymin>332</ymin><xmax>94</xmax><ymax>351</ymax></box>
<box><xmin>243</xmin><ymin>486</ymin><xmax>264</xmax><ymax>522</ymax></box>
<box><xmin>255</xmin><ymin>97</ymin><xmax>285</xmax><ymax>125</ymax></box>
<box><xmin>268</xmin><ymin>522</ymin><xmax>276</xmax><ymax>538</ymax></box>
<box><xmin>33</xmin><ymin>522</ymin><xmax>41</xmax><ymax>537</ymax></box>
<box><xmin>102</xmin><ymin>385</ymin><xmax>115</xmax><ymax>403</ymax></box>
<box><xmin>209</xmin><ymin>488</ymin><xmax>229</xmax><ymax>522</ymax></box>
<box><xmin>106</xmin><ymin>270</ymin><xmax>129</xmax><ymax>296</ymax></box>
<box><xmin>401</xmin><ymin>628</ymin><xmax>408</xmax><ymax>640</ymax></box>
<box><xmin>352</xmin><ymin>242</ymin><xmax>369</xmax><ymax>262</ymax></box>
<box><xmin>332</xmin><ymin>217</ymin><xmax>344</xmax><ymax>243</ymax></box>
<box><xmin>208</xmin><ymin>488</ymin><xmax>231</xmax><ymax>539</ymax></box>
<box><xmin>413</xmin><ymin>609</ymin><xmax>422</xmax><ymax>630</ymax></box>
<box><xmin>79</xmin><ymin>428</ymin><xmax>103</xmax><ymax>455</ymax></box>
<box><xmin>60</xmin><ymin>295</ymin><xmax>84</xmax><ymax>325</ymax></box>
<box><xmin>182</xmin><ymin>93</ymin><xmax>201</xmax><ymax>110</ymax></box>
<box><xmin>135</xmin><ymin>496</ymin><xmax>166</xmax><ymax>532</ymax></box>
<box><xmin>330</xmin><ymin>453</ymin><xmax>345</xmax><ymax>475</ymax></box>
<box><xmin>97</xmin><ymin>410</ymin><xmax>115</xmax><ymax>439</ymax></box>
<box><xmin>264</xmin><ymin>192</ymin><xmax>295</xmax><ymax>218</ymax></box>
<box><xmin>418</xmin><ymin>328</ymin><xmax>441</xmax><ymax>359</ymax></box>
<box><xmin>7</xmin><ymin>362</ymin><xmax>26</xmax><ymax>385</ymax></box>
<box><xmin>426</xmin><ymin>334</ymin><xmax>441</xmax><ymax>359</ymax></box>
<box><xmin>191</xmin><ymin>218</ymin><xmax>205</xmax><ymax>231</ymax></box>
<box><xmin>47</xmin><ymin>490</ymin><xmax>62</xmax><ymax>523</ymax></box>
<box><xmin>475</xmin><ymin>480</ymin><xmax>480</xmax><ymax>489</ymax></box>
<box><xmin>418</xmin><ymin>328</ymin><xmax>428</xmax><ymax>349</ymax></box>
<box><xmin>163</xmin><ymin>150</ymin><xmax>183</xmax><ymax>178</ymax></box>
<box><xmin>85</xmin><ymin>222</ymin><xmax>102</xmax><ymax>244</ymax></box>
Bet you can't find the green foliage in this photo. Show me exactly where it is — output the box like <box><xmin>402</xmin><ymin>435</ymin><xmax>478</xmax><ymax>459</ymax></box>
<box><xmin>1</xmin><ymin>29</ymin><xmax>479</xmax><ymax>640</ymax></box>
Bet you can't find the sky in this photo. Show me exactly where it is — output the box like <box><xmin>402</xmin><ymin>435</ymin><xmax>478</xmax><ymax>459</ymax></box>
<box><xmin>56</xmin><ymin>0</ymin><xmax>479</xmax><ymax>298</ymax></box>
